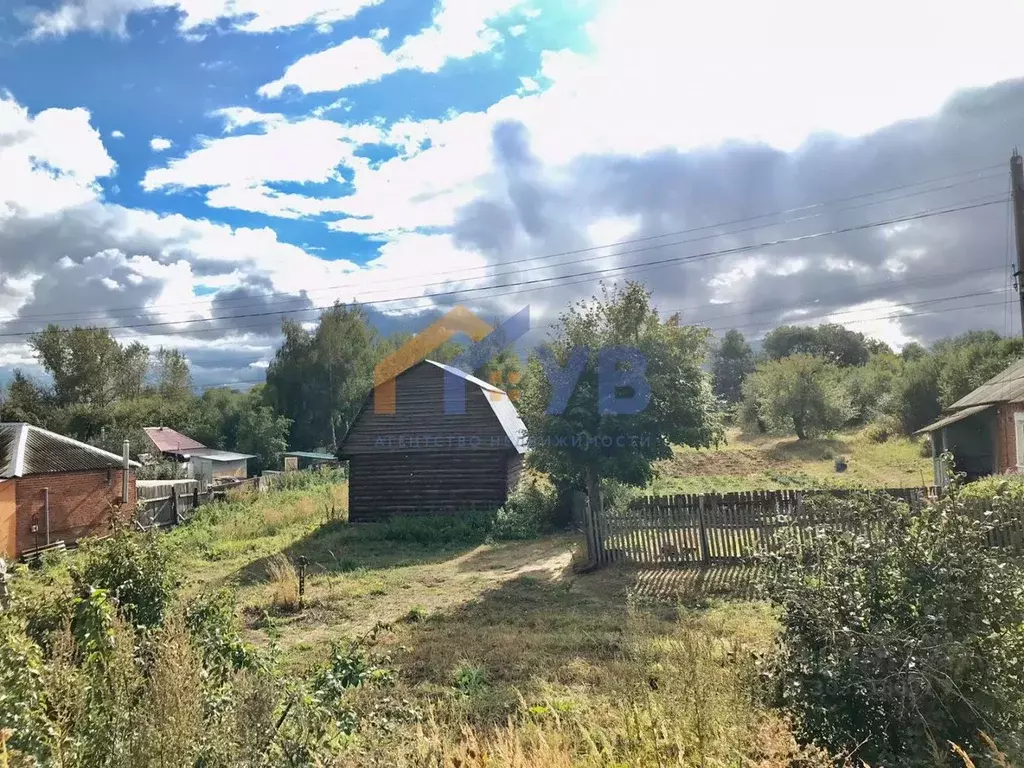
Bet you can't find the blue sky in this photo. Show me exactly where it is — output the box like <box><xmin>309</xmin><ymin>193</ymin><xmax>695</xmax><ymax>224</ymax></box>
<box><xmin>1</xmin><ymin>0</ymin><xmax>1024</xmax><ymax>388</ymax></box>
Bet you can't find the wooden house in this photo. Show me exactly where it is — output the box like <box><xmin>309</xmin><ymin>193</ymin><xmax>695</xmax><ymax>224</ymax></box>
<box><xmin>338</xmin><ymin>360</ymin><xmax>528</xmax><ymax>522</ymax></box>
<box><xmin>0</xmin><ymin>423</ymin><xmax>140</xmax><ymax>558</ymax></box>
<box><xmin>917</xmin><ymin>357</ymin><xmax>1024</xmax><ymax>485</ymax></box>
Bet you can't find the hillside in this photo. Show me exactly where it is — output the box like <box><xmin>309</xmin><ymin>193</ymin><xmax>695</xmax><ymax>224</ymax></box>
<box><xmin>649</xmin><ymin>428</ymin><xmax>934</xmax><ymax>495</ymax></box>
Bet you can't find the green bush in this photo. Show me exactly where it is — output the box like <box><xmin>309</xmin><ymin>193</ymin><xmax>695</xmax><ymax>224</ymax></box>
<box><xmin>761</xmin><ymin>490</ymin><xmax>1024</xmax><ymax>765</ymax></box>
<box><xmin>958</xmin><ymin>475</ymin><xmax>1024</xmax><ymax>500</ymax></box>
<box><xmin>862</xmin><ymin>421</ymin><xmax>891</xmax><ymax>443</ymax></box>
<box><xmin>71</xmin><ymin>528</ymin><xmax>177</xmax><ymax>629</ymax></box>
<box><xmin>491</xmin><ymin>479</ymin><xmax>558</xmax><ymax>540</ymax></box>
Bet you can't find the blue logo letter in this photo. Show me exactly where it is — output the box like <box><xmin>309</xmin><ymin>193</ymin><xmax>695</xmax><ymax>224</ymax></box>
<box><xmin>598</xmin><ymin>346</ymin><xmax>651</xmax><ymax>415</ymax></box>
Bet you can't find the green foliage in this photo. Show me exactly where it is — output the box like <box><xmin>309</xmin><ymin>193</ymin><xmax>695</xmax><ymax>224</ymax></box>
<box><xmin>151</xmin><ymin>347</ymin><xmax>192</xmax><ymax>400</ymax></box>
<box><xmin>958</xmin><ymin>475</ymin><xmax>1024</xmax><ymax>500</ymax></box>
<box><xmin>184</xmin><ymin>590</ymin><xmax>261</xmax><ymax>679</ymax></box>
<box><xmin>711</xmin><ymin>329</ymin><xmax>755</xmax><ymax>404</ymax></box>
<box><xmin>743</xmin><ymin>354</ymin><xmax>852</xmax><ymax>439</ymax></box>
<box><xmin>265</xmin><ymin>304</ymin><xmax>378</xmax><ymax>451</ymax></box>
<box><xmin>762</xmin><ymin>323</ymin><xmax>873</xmax><ymax>367</ymax></box>
<box><xmin>845</xmin><ymin>351</ymin><xmax>903</xmax><ymax>423</ymax></box>
<box><xmin>235</xmin><ymin>394</ymin><xmax>291</xmax><ymax>474</ymax></box>
<box><xmin>935</xmin><ymin>330</ymin><xmax>1024</xmax><ymax>408</ymax></box>
<box><xmin>491</xmin><ymin>478</ymin><xmax>559</xmax><ymax>540</ymax></box>
<box><xmin>519</xmin><ymin>281</ymin><xmax>722</xmax><ymax>517</ymax></box>
<box><xmin>71</xmin><ymin>528</ymin><xmax>176</xmax><ymax>629</ymax></box>
<box><xmin>29</xmin><ymin>325</ymin><xmax>133</xmax><ymax>408</ymax></box>
<box><xmin>762</xmin><ymin>489</ymin><xmax>1024</xmax><ymax>765</ymax></box>
<box><xmin>0</xmin><ymin>611</ymin><xmax>46</xmax><ymax>757</ymax></box>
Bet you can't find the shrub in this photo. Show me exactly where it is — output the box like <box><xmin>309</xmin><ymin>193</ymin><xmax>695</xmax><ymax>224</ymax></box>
<box><xmin>266</xmin><ymin>554</ymin><xmax>299</xmax><ymax>612</ymax></box>
<box><xmin>71</xmin><ymin>528</ymin><xmax>176</xmax><ymax>629</ymax></box>
<box><xmin>958</xmin><ymin>475</ymin><xmax>1024</xmax><ymax>501</ymax></box>
<box><xmin>492</xmin><ymin>479</ymin><xmax>558</xmax><ymax>540</ymax></box>
<box><xmin>862</xmin><ymin>421</ymin><xmax>890</xmax><ymax>443</ymax></box>
<box><xmin>917</xmin><ymin>436</ymin><xmax>934</xmax><ymax>458</ymax></box>
<box><xmin>761</xmin><ymin>489</ymin><xmax>1024</xmax><ymax>765</ymax></box>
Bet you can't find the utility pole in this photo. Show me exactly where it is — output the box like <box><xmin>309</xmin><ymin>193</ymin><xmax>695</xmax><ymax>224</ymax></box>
<box><xmin>1011</xmin><ymin>149</ymin><xmax>1024</xmax><ymax>336</ymax></box>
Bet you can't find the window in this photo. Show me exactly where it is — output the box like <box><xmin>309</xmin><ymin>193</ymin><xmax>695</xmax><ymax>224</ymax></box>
<box><xmin>1015</xmin><ymin>413</ymin><xmax>1024</xmax><ymax>469</ymax></box>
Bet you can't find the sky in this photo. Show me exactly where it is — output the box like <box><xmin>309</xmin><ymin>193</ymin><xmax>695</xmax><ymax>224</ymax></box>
<box><xmin>1</xmin><ymin>0</ymin><xmax>1024</xmax><ymax>389</ymax></box>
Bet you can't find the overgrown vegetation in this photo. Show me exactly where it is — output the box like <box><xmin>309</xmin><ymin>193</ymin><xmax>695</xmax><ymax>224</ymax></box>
<box><xmin>721</xmin><ymin>324</ymin><xmax>1023</xmax><ymax>439</ymax></box>
<box><xmin>761</xmin><ymin>483</ymin><xmax>1024</xmax><ymax>766</ymax></box>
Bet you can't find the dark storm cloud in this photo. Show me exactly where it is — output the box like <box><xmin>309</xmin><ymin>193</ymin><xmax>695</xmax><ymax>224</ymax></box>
<box><xmin>453</xmin><ymin>78</ymin><xmax>1024</xmax><ymax>346</ymax></box>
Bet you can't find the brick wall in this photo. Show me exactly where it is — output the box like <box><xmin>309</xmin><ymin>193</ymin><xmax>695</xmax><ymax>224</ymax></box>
<box><xmin>14</xmin><ymin>469</ymin><xmax>136</xmax><ymax>555</ymax></box>
<box><xmin>994</xmin><ymin>403</ymin><xmax>1024</xmax><ymax>474</ymax></box>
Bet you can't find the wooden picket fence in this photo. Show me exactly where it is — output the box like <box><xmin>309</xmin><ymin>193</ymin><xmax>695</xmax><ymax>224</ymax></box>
<box><xmin>581</xmin><ymin>487</ymin><xmax>941</xmax><ymax>568</ymax></box>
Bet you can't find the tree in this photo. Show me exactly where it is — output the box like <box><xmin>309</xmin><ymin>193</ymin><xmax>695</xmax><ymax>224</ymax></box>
<box><xmin>265</xmin><ymin>304</ymin><xmax>378</xmax><ymax>451</ymax></box>
<box><xmin>935</xmin><ymin>330</ymin><xmax>1023</xmax><ymax>408</ymax></box>
<box><xmin>0</xmin><ymin>371</ymin><xmax>51</xmax><ymax>427</ymax></box>
<box><xmin>711</xmin><ymin>329</ymin><xmax>755</xmax><ymax>404</ymax></box>
<box><xmin>29</xmin><ymin>325</ymin><xmax>125</xmax><ymax>407</ymax></box>
<box><xmin>476</xmin><ymin>346</ymin><xmax>522</xmax><ymax>397</ymax></box>
<box><xmin>744</xmin><ymin>354</ymin><xmax>852</xmax><ymax>439</ymax></box>
<box><xmin>762</xmin><ymin>324</ymin><xmax>871</xmax><ymax>367</ymax></box>
<box><xmin>235</xmin><ymin>387</ymin><xmax>291</xmax><ymax>474</ymax></box>
<box><xmin>152</xmin><ymin>348</ymin><xmax>192</xmax><ymax>400</ymax></box>
<box><xmin>518</xmin><ymin>281</ymin><xmax>721</xmax><ymax>519</ymax></box>
<box><xmin>844</xmin><ymin>351</ymin><xmax>903</xmax><ymax>423</ymax></box>
<box><xmin>314</xmin><ymin>305</ymin><xmax>377</xmax><ymax>447</ymax></box>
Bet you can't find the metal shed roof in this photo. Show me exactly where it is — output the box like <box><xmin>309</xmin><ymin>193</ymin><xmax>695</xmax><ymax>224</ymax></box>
<box><xmin>424</xmin><ymin>360</ymin><xmax>528</xmax><ymax>454</ymax></box>
<box><xmin>947</xmin><ymin>357</ymin><xmax>1024</xmax><ymax>409</ymax></box>
<box><xmin>283</xmin><ymin>451</ymin><xmax>338</xmax><ymax>460</ymax></box>
<box><xmin>914</xmin><ymin>404</ymin><xmax>993</xmax><ymax>434</ymax></box>
<box><xmin>143</xmin><ymin>426</ymin><xmax>206</xmax><ymax>453</ymax></box>
<box><xmin>0</xmin><ymin>423</ymin><xmax>141</xmax><ymax>478</ymax></box>
<box><xmin>182</xmin><ymin>448</ymin><xmax>256</xmax><ymax>462</ymax></box>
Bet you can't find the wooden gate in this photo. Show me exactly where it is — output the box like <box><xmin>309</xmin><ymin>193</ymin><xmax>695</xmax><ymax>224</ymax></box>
<box><xmin>582</xmin><ymin>487</ymin><xmax>936</xmax><ymax>567</ymax></box>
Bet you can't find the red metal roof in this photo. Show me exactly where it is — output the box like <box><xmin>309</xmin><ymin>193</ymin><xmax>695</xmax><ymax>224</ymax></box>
<box><xmin>143</xmin><ymin>426</ymin><xmax>206</xmax><ymax>453</ymax></box>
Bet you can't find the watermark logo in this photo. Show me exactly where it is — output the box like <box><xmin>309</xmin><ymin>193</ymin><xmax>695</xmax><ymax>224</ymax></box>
<box><xmin>373</xmin><ymin>304</ymin><xmax>651</xmax><ymax>416</ymax></box>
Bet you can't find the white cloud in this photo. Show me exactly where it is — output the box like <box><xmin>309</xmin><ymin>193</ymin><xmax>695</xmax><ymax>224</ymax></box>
<box><xmin>110</xmin><ymin>129</ymin><xmax>125</xmax><ymax>139</ymax></box>
<box><xmin>259</xmin><ymin>0</ymin><xmax>529</xmax><ymax>97</ymax></box>
<box><xmin>0</xmin><ymin>96</ymin><xmax>115</xmax><ymax>220</ymax></box>
<box><xmin>143</xmin><ymin>114</ymin><xmax>381</xmax><ymax>193</ymax></box>
<box><xmin>28</xmin><ymin>0</ymin><xmax>383</xmax><ymax>37</ymax></box>
<box><xmin>211</xmin><ymin>107</ymin><xmax>287</xmax><ymax>133</ymax></box>
<box><xmin>518</xmin><ymin>76</ymin><xmax>539</xmax><ymax>92</ymax></box>
<box><xmin>150</xmin><ymin>137</ymin><xmax>173</xmax><ymax>152</ymax></box>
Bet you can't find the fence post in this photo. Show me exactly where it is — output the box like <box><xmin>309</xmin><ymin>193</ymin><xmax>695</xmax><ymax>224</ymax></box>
<box><xmin>697</xmin><ymin>494</ymin><xmax>712</xmax><ymax>566</ymax></box>
<box><xmin>171</xmin><ymin>486</ymin><xmax>179</xmax><ymax>527</ymax></box>
<box><xmin>297</xmin><ymin>555</ymin><xmax>307</xmax><ymax>609</ymax></box>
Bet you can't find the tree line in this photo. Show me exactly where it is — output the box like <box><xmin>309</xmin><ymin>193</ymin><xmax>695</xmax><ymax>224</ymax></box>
<box><xmin>1</xmin><ymin>288</ymin><xmax>1020</xmax><ymax>485</ymax></box>
<box><xmin>713</xmin><ymin>324</ymin><xmax>1023</xmax><ymax>439</ymax></box>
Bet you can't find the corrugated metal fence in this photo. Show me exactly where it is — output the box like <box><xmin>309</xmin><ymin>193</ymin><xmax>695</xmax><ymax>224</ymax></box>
<box><xmin>582</xmin><ymin>487</ymin><xmax>942</xmax><ymax>567</ymax></box>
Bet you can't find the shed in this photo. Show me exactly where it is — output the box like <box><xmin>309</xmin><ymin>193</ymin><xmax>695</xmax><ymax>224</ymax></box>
<box><xmin>916</xmin><ymin>357</ymin><xmax>1024</xmax><ymax>484</ymax></box>
<box><xmin>282</xmin><ymin>451</ymin><xmax>340</xmax><ymax>471</ymax></box>
<box><xmin>0</xmin><ymin>423</ymin><xmax>140</xmax><ymax>558</ymax></box>
<box><xmin>143</xmin><ymin>426</ymin><xmax>206</xmax><ymax>458</ymax></box>
<box><xmin>338</xmin><ymin>359</ymin><xmax>528</xmax><ymax>522</ymax></box>
<box><xmin>181</xmin><ymin>448</ymin><xmax>254</xmax><ymax>488</ymax></box>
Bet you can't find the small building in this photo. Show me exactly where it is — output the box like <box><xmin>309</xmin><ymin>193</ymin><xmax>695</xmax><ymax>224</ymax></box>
<box><xmin>338</xmin><ymin>359</ymin><xmax>528</xmax><ymax>522</ymax></box>
<box><xmin>282</xmin><ymin>451</ymin><xmax>340</xmax><ymax>472</ymax></box>
<box><xmin>182</xmin><ymin>449</ymin><xmax>254</xmax><ymax>488</ymax></box>
<box><xmin>143</xmin><ymin>426</ymin><xmax>206</xmax><ymax>459</ymax></box>
<box><xmin>0</xmin><ymin>423</ymin><xmax>140</xmax><ymax>558</ymax></box>
<box><xmin>143</xmin><ymin>426</ymin><xmax>253</xmax><ymax>487</ymax></box>
<box><xmin>917</xmin><ymin>358</ymin><xmax>1024</xmax><ymax>485</ymax></box>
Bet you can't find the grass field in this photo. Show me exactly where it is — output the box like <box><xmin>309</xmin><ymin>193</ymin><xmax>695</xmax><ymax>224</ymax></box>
<box><xmin>144</xmin><ymin>481</ymin><xmax>833</xmax><ymax>765</ymax></box>
<box><xmin>648</xmin><ymin>427</ymin><xmax>933</xmax><ymax>495</ymax></box>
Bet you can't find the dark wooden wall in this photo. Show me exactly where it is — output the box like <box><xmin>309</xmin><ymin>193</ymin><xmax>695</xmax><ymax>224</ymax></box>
<box><xmin>348</xmin><ymin>450</ymin><xmax>517</xmax><ymax>521</ymax></box>
<box><xmin>340</xmin><ymin>362</ymin><xmax>515</xmax><ymax>455</ymax></box>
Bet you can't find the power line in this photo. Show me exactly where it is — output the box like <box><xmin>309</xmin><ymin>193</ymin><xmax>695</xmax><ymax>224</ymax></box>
<box><xmin>0</xmin><ymin>195</ymin><xmax>1005</xmax><ymax>342</ymax></box>
<box><xmin>1</xmin><ymin>164</ymin><xmax>1006</xmax><ymax>326</ymax></box>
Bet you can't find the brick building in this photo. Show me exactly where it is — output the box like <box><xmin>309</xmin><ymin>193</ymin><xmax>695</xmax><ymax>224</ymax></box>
<box><xmin>917</xmin><ymin>358</ymin><xmax>1024</xmax><ymax>485</ymax></box>
<box><xmin>0</xmin><ymin>423</ymin><xmax>140</xmax><ymax>558</ymax></box>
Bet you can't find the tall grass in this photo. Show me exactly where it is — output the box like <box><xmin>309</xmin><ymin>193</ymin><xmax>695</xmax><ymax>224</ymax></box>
<box><xmin>266</xmin><ymin>554</ymin><xmax>299</xmax><ymax>612</ymax></box>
